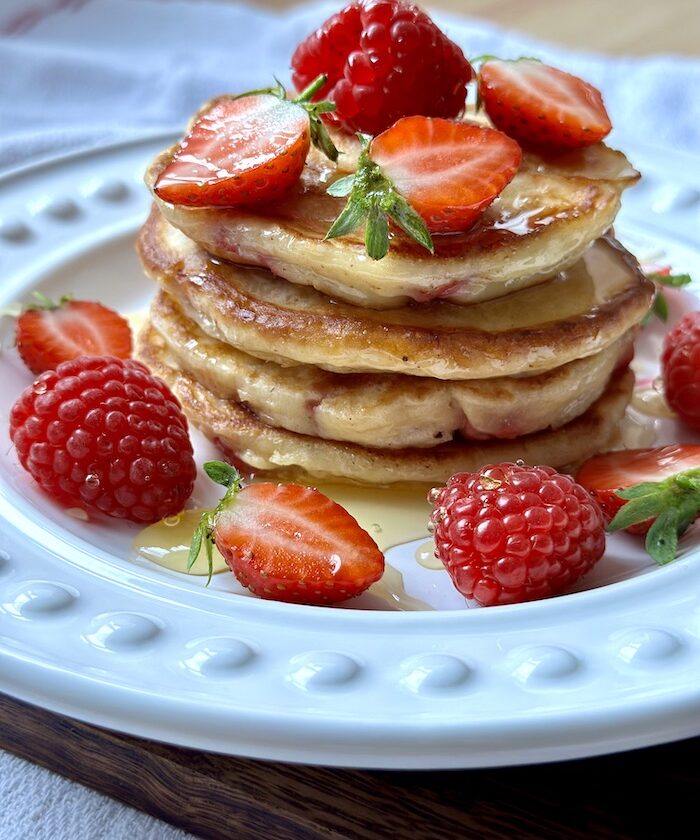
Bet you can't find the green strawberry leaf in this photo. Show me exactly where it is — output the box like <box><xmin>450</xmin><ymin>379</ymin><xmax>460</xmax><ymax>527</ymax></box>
<box><xmin>609</xmin><ymin>467</ymin><xmax>700</xmax><ymax>566</ymax></box>
<box><xmin>293</xmin><ymin>74</ymin><xmax>340</xmax><ymax>163</ymax></box>
<box><xmin>204</xmin><ymin>460</ymin><xmax>243</xmax><ymax>490</ymax></box>
<box><xmin>388</xmin><ymin>194</ymin><xmax>434</xmax><ymax>254</ymax></box>
<box><xmin>327</xmin><ymin>175</ymin><xmax>355</xmax><ymax>197</ymax></box>
<box><xmin>325</xmin><ymin>195</ymin><xmax>366</xmax><ymax>239</ymax></box>
<box><xmin>645</xmin><ymin>508</ymin><xmax>679</xmax><ymax>565</ymax></box>
<box><xmin>647</xmin><ymin>271</ymin><xmax>692</xmax><ymax>288</ymax></box>
<box><xmin>607</xmin><ymin>492</ymin><xmax>667</xmax><ymax>532</ymax></box>
<box><xmin>325</xmin><ymin>142</ymin><xmax>434</xmax><ymax>260</ymax></box>
<box><xmin>23</xmin><ymin>291</ymin><xmax>73</xmax><ymax>312</ymax></box>
<box><xmin>187</xmin><ymin>519</ymin><xmax>204</xmax><ymax>571</ymax></box>
<box><xmin>652</xmin><ymin>290</ymin><xmax>669</xmax><ymax>322</ymax></box>
<box><xmin>204</xmin><ymin>536</ymin><xmax>214</xmax><ymax>586</ymax></box>
<box><xmin>616</xmin><ymin>481</ymin><xmax>665</xmax><ymax>500</ymax></box>
<box><xmin>188</xmin><ymin>462</ymin><xmax>245</xmax><ymax>585</ymax></box>
<box><xmin>643</xmin><ymin>272</ymin><xmax>693</xmax><ymax>325</ymax></box>
<box><xmin>365</xmin><ymin>205</ymin><xmax>389</xmax><ymax>260</ymax></box>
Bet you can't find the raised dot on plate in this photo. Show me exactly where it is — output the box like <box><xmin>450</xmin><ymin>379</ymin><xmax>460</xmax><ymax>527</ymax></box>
<box><xmin>83</xmin><ymin>612</ymin><xmax>162</xmax><ymax>652</ymax></box>
<box><xmin>511</xmin><ymin>645</ymin><xmax>580</xmax><ymax>686</ymax></box>
<box><xmin>287</xmin><ymin>651</ymin><xmax>361</xmax><ymax>691</ymax></box>
<box><xmin>182</xmin><ymin>637</ymin><xmax>256</xmax><ymax>677</ymax></box>
<box><xmin>41</xmin><ymin>197</ymin><xmax>81</xmax><ymax>220</ymax></box>
<box><xmin>651</xmin><ymin>186</ymin><xmax>700</xmax><ymax>214</ymax></box>
<box><xmin>615</xmin><ymin>628</ymin><xmax>682</xmax><ymax>665</ymax></box>
<box><xmin>0</xmin><ymin>219</ymin><xmax>32</xmax><ymax>243</ymax></box>
<box><xmin>399</xmin><ymin>653</ymin><xmax>472</xmax><ymax>695</ymax></box>
<box><xmin>91</xmin><ymin>179</ymin><xmax>129</xmax><ymax>202</ymax></box>
<box><xmin>2</xmin><ymin>581</ymin><xmax>78</xmax><ymax>620</ymax></box>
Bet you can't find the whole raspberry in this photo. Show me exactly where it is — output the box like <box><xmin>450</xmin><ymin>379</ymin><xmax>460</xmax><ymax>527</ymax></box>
<box><xmin>429</xmin><ymin>463</ymin><xmax>606</xmax><ymax>607</ymax></box>
<box><xmin>291</xmin><ymin>0</ymin><xmax>472</xmax><ymax>136</ymax></box>
<box><xmin>661</xmin><ymin>311</ymin><xmax>700</xmax><ymax>431</ymax></box>
<box><xmin>10</xmin><ymin>356</ymin><xmax>196</xmax><ymax>523</ymax></box>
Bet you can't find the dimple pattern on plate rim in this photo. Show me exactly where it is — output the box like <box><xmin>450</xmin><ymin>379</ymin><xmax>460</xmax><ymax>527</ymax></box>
<box><xmin>0</xmin><ymin>135</ymin><xmax>699</xmax><ymax>768</ymax></box>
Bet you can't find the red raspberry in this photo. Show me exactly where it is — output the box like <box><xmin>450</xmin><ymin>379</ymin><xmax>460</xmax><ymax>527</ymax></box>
<box><xmin>429</xmin><ymin>463</ymin><xmax>606</xmax><ymax>607</ymax></box>
<box><xmin>661</xmin><ymin>311</ymin><xmax>700</xmax><ymax>431</ymax></box>
<box><xmin>291</xmin><ymin>0</ymin><xmax>472</xmax><ymax>136</ymax></box>
<box><xmin>9</xmin><ymin>356</ymin><xmax>196</xmax><ymax>523</ymax></box>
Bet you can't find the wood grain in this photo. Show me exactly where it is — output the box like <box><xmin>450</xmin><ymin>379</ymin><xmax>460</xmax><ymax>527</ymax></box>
<box><xmin>1</xmin><ymin>691</ymin><xmax>698</xmax><ymax>840</ymax></box>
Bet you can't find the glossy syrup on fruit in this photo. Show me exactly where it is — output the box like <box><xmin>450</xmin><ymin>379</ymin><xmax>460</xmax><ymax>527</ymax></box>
<box><xmin>133</xmin><ymin>482</ymin><xmax>435</xmax><ymax>609</ymax></box>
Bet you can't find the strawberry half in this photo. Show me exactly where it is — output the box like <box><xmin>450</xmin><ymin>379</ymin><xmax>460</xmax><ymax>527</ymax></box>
<box><xmin>15</xmin><ymin>293</ymin><xmax>132</xmax><ymax>374</ymax></box>
<box><xmin>189</xmin><ymin>461</ymin><xmax>384</xmax><ymax>604</ymax></box>
<box><xmin>479</xmin><ymin>59</ymin><xmax>612</xmax><ymax>152</ymax></box>
<box><xmin>154</xmin><ymin>77</ymin><xmax>339</xmax><ymax>208</ymax></box>
<box><xmin>576</xmin><ymin>445</ymin><xmax>700</xmax><ymax>564</ymax></box>
<box><xmin>325</xmin><ymin>117</ymin><xmax>522</xmax><ymax>259</ymax></box>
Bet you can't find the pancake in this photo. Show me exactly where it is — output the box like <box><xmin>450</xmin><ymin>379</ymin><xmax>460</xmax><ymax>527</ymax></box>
<box><xmin>149</xmin><ymin>290</ymin><xmax>634</xmax><ymax>448</ymax></box>
<box><xmin>138</xmin><ymin>321</ymin><xmax>634</xmax><ymax>485</ymax></box>
<box><xmin>147</xmin><ymin>110</ymin><xmax>638</xmax><ymax>309</ymax></box>
<box><xmin>137</xmin><ymin>208</ymin><xmax>654</xmax><ymax>380</ymax></box>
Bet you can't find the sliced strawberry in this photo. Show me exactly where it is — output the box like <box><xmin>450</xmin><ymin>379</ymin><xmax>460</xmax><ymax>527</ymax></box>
<box><xmin>16</xmin><ymin>294</ymin><xmax>132</xmax><ymax>374</ymax></box>
<box><xmin>479</xmin><ymin>59</ymin><xmax>612</xmax><ymax>152</ymax></box>
<box><xmin>154</xmin><ymin>77</ymin><xmax>338</xmax><ymax>208</ymax></box>
<box><xmin>576</xmin><ymin>445</ymin><xmax>700</xmax><ymax>563</ymax></box>
<box><xmin>190</xmin><ymin>461</ymin><xmax>384</xmax><ymax>604</ymax></box>
<box><xmin>325</xmin><ymin>117</ymin><xmax>522</xmax><ymax>258</ymax></box>
<box><xmin>372</xmin><ymin>117</ymin><xmax>523</xmax><ymax>232</ymax></box>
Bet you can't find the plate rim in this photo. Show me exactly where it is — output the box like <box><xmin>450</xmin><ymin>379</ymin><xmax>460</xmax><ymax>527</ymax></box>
<box><xmin>1</xmin><ymin>135</ymin><xmax>700</xmax><ymax>769</ymax></box>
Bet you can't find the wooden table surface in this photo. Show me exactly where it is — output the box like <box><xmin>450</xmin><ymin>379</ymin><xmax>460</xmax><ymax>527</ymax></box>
<box><xmin>3</xmin><ymin>2</ymin><xmax>699</xmax><ymax>839</ymax></box>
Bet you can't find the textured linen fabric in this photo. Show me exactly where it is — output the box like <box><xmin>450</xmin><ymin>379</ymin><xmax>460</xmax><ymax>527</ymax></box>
<box><xmin>0</xmin><ymin>1</ymin><xmax>699</xmax><ymax>838</ymax></box>
<box><xmin>0</xmin><ymin>751</ymin><xmax>193</xmax><ymax>839</ymax></box>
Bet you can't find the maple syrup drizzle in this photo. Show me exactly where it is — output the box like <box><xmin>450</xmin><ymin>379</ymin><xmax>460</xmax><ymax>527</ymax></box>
<box><xmin>414</xmin><ymin>539</ymin><xmax>443</xmax><ymax>570</ymax></box>
<box><xmin>132</xmin><ymin>483</ymin><xmax>436</xmax><ymax>608</ymax></box>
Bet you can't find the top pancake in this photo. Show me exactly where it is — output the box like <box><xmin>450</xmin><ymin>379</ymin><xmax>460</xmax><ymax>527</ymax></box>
<box><xmin>138</xmin><ymin>208</ymin><xmax>654</xmax><ymax>380</ymax></box>
<box><xmin>146</xmin><ymin>103</ymin><xmax>639</xmax><ymax>309</ymax></box>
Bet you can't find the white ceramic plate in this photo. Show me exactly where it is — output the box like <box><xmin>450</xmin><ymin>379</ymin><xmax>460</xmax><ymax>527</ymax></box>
<box><xmin>1</xmin><ymin>136</ymin><xmax>699</xmax><ymax>769</ymax></box>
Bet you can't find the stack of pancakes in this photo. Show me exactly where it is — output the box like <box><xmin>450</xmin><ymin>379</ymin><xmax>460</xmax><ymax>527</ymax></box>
<box><xmin>136</xmin><ymin>122</ymin><xmax>654</xmax><ymax>485</ymax></box>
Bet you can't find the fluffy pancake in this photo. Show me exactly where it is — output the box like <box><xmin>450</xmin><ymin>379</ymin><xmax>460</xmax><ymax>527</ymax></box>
<box><xmin>138</xmin><ymin>321</ymin><xmax>634</xmax><ymax>485</ymax></box>
<box><xmin>138</xmin><ymin>208</ymin><xmax>654</xmax><ymax>380</ymax></box>
<box><xmin>146</xmin><ymin>113</ymin><xmax>638</xmax><ymax>308</ymax></box>
<box><xmin>149</xmin><ymin>290</ymin><xmax>633</xmax><ymax>448</ymax></box>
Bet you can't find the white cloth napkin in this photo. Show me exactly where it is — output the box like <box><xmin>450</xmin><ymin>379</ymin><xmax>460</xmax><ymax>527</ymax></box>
<box><xmin>1</xmin><ymin>1</ymin><xmax>699</xmax><ymax>838</ymax></box>
<box><xmin>1</xmin><ymin>0</ymin><xmax>699</xmax><ymax>175</ymax></box>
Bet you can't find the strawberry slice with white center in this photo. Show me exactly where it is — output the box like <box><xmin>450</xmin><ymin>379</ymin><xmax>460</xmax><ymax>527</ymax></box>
<box><xmin>190</xmin><ymin>461</ymin><xmax>384</xmax><ymax>604</ymax></box>
<box><xmin>479</xmin><ymin>59</ymin><xmax>612</xmax><ymax>152</ymax></box>
<box><xmin>325</xmin><ymin>116</ymin><xmax>522</xmax><ymax>259</ymax></box>
<box><xmin>372</xmin><ymin>117</ymin><xmax>523</xmax><ymax>233</ymax></box>
<box><xmin>15</xmin><ymin>293</ymin><xmax>132</xmax><ymax>374</ymax></box>
<box><xmin>576</xmin><ymin>444</ymin><xmax>700</xmax><ymax>564</ymax></box>
<box><xmin>154</xmin><ymin>76</ymin><xmax>339</xmax><ymax>208</ymax></box>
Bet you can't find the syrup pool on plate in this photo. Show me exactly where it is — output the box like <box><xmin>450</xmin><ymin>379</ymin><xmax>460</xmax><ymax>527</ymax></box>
<box><xmin>133</xmin><ymin>482</ymin><xmax>438</xmax><ymax>609</ymax></box>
